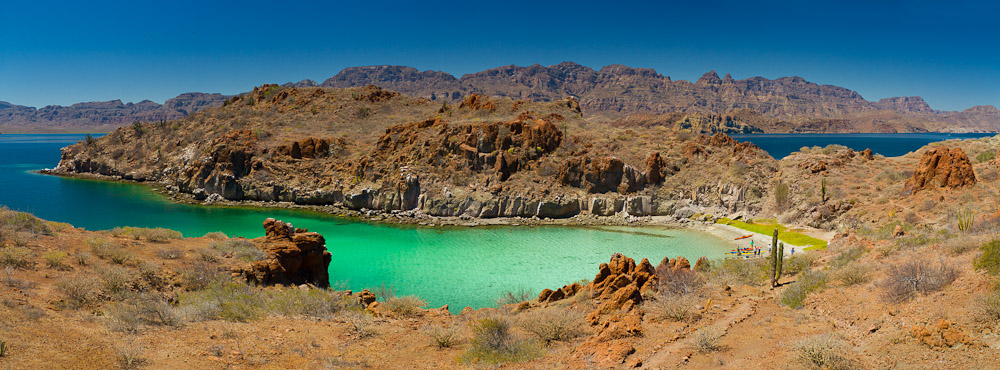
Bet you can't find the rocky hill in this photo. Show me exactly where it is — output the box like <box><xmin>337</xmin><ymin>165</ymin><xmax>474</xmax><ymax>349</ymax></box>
<box><xmin>0</xmin><ymin>92</ymin><xmax>228</xmax><ymax>133</ymax></box>
<box><xmin>52</xmin><ymin>85</ymin><xmax>777</xmax><ymax>222</ymax></box>
<box><xmin>321</xmin><ymin>62</ymin><xmax>1000</xmax><ymax>133</ymax></box>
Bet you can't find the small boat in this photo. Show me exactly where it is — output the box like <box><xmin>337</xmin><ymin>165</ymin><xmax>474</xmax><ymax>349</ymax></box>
<box><xmin>734</xmin><ymin>234</ymin><xmax>754</xmax><ymax>240</ymax></box>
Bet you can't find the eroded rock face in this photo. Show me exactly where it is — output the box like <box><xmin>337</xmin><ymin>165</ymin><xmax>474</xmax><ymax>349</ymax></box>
<box><xmin>904</xmin><ymin>147</ymin><xmax>976</xmax><ymax>192</ymax></box>
<box><xmin>275</xmin><ymin>137</ymin><xmax>331</xmax><ymax>159</ymax></box>
<box><xmin>234</xmin><ymin>218</ymin><xmax>332</xmax><ymax>288</ymax></box>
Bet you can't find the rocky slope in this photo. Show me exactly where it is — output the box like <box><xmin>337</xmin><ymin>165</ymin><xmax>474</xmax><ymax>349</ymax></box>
<box><xmin>0</xmin><ymin>92</ymin><xmax>228</xmax><ymax>133</ymax></box>
<box><xmin>322</xmin><ymin>62</ymin><xmax>1000</xmax><ymax>133</ymax></box>
<box><xmin>52</xmin><ymin>85</ymin><xmax>777</xmax><ymax>222</ymax></box>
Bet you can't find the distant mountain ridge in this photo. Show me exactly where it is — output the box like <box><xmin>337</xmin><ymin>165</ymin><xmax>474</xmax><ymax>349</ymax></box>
<box><xmin>3</xmin><ymin>62</ymin><xmax>997</xmax><ymax>133</ymax></box>
<box><xmin>0</xmin><ymin>93</ymin><xmax>228</xmax><ymax>133</ymax></box>
<box><xmin>320</xmin><ymin>62</ymin><xmax>1000</xmax><ymax>133</ymax></box>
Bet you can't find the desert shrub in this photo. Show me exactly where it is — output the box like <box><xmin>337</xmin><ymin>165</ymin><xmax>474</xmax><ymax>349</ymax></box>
<box><xmin>976</xmin><ymin>150</ymin><xmax>996</xmax><ymax>163</ymax></box>
<box><xmin>0</xmin><ymin>247</ymin><xmax>33</xmax><ymax>269</ymax></box>
<box><xmin>203</xmin><ymin>232</ymin><xmax>228</xmax><ymax>240</ymax></box>
<box><xmin>110</xmin><ymin>226</ymin><xmax>182</xmax><ymax>242</ymax></box>
<box><xmin>647</xmin><ymin>292</ymin><xmax>700</xmax><ymax>322</ymax></box>
<box><xmin>711</xmin><ymin>258</ymin><xmax>769</xmax><ymax>286</ymax></box>
<box><xmin>829</xmin><ymin>245</ymin><xmax>866</xmax><ymax>269</ymax></box>
<box><xmin>462</xmin><ymin>315</ymin><xmax>541</xmax><ymax>364</ymax></box>
<box><xmin>42</xmin><ymin>250</ymin><xmax>69</xmax><ymax>269</ymax></box>
<box><xmin>98</xmin><ymin>266</ymin><xmax>138</xmax><ymax>296</ymax></box>
<box><xmin>74</xmin><ymin>251</ymin><xmax>91</xmax><ymax>266</ymax></box>
<box><xmin>58</xmin><ymin>277</ymin><xmax>101</xmax><ymax>307</ymax></box>
<box><xmin>196</xmin><ymin>248</ymin><xmax>220</xmax><ymax>262</ymax></box>
<box><xmin>974</xmin><ymin>240</ymin><xmax>1000</xmax><ymax>275</ymax></box>
<box><xmin>882</xmin><ymin>259</ymin><xmax>958</xmax><ymax>303</ymax></box>
<box><xmin>2</xmin><ymin>268</ymin><xmax>36</xmax><ymax>291</ymax></box>
<box><xmin>0</xmin><ymin>208</ymin><xmax>52</xmax><ymax>236</ymax></box>
<box><xmin>518</xmin><ymin>309</ymin><xmax>583</xmax><ymax>345</ymax></box>
<box><xmin>384</xmin><ymin>295</ymin><xmax>427</xmax><ymax>317</ymax></box>
<box><xmin>210</xmin><ymin>238</ymin><xmax>265</xmax><ymax>262</ymax></box>
<box><xmin>835</xmin><ymin>264</ymin><xmax>871</xmax><ymax>286</ymax></box>
<box><xmin>689</xmin><ymin>328</ymin><xmax>723</xmax><ymax>353</ymax></box>
<box><xmin>88</xmin><ymin>237</ymin><xmax>133</xmax><ymax>264</ymax></box>
<box><xmin>795</xmin><ymin>335</ymin><xmax>855</xmax><ymax>370</ymax></box>
<box><xmin>373</xmin><ymin>282</ymin><xmax>396</xmax><ymax>302</ymax></box>
<box><xmin>979</xmin><ymin>291</ymin><xmax>1000</xmax><ymax>324</ymax></box>
<box><xmin>424</xmin><ymin>325</ymin><xmax>462</xmax><ymax>348</ymax></box>
<box><xmin>494</xmin><ymin>287</ymin><xmax>534</xmax><ymax>306</ymax></box>
<box><xmin>783</xmin><ymin>253</ymin><xmax>818</xmax><ymax>275</ymax></box>
<box><xmin>780</xmin><ymin>270</ymin><xmax>828</xmax><ymax>309</ymax></box>
<box><xmin>341</xmin><ymin>310</ymin><xmax>376</xmax><ymax>338</ymax></box>
<box><xmin>658</xmin><ymin>268</ymin><xmax>705</xmax><ymax>295</ymax></box>
<box><xmin>266</xmin><ymin>288</ymin><xmax>350</xmax><ymax>319</ymax></box>
<box><xmin>106</xmin><ymin>293</ymin><xmax>183</xmax><ymax>332</ymax></box>
<box><xmin>156</xmin><ymin>247</ymin><xmax>182</xmax><ymax>260</ymax></box>
<box><xmin>178</xmin><ymin>280</ymin><xmax>263</xmax><ymax>322</ymax></box>
<box><xmin>116</xmin><ymin>341</ymin><xmax>148</xmax><ymax>370</ymax></box>
<box><xmin>104</xmin><ymin>302</ymin><xmax>143</xmax><ymax>333</ymax></box>
<box><xmin>180</xmin><ymin>262</ymin><xmax>224</xmax><ymax>290</ymax></box>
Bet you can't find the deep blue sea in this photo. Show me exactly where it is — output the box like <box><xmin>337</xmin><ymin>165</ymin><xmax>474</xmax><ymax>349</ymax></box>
<box><xmin>730</xmin><ymin>133</ymin><xmax>996</xmax><ymax>159</ymax></box>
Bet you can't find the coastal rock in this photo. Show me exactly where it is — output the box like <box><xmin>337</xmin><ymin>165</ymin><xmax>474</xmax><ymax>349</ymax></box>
<box><xmin>536</xmin><ymin>197</ymin><xmax>581</xmax><ymax>218</ymax></box>
<box><xmin>646</xmin><ymin>152</ymin><xmax>666</xmax><ymax>185</ymax></box>
<box><xmin>904</xmin><ymin>147</ymin><xmax>977</xmax><ymax>192</ymax></box>
<box><xmin>233</xmin><ymin>218</ymin><xmax>333</xmax><ymax>288</ymax></box>
<box><xmin>861</xmin><ymin>148</ymin><xmax>874</xmax><ymax>160</ymax></box>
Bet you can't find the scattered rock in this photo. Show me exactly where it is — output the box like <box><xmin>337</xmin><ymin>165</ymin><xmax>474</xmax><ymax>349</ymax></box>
<box><xmin>892</xmin><ymin>225</ymin><xmax>905</xmax><ymax>238</ymax></box>
<box><xmin>910</xmin><ymin>320</ymin><xmax>974</xmax><ymax>348</ymax></box>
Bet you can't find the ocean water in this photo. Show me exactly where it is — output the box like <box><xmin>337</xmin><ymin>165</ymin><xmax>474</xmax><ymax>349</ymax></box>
<box><xmin>731</xmin><ymin>133</ymin><xmax>996</xmax><ymax>159</ymax></box>
<box><xmin>0</xmin><ymin>134</ymin><xmax>731</xmax><ymax>310</ymax></box>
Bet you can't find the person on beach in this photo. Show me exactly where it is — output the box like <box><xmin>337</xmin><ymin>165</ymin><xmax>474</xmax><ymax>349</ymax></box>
<box><xmin>791</xmin><ymin>248</ymin><xmax>795</xmax><ymax>255</ymax></box>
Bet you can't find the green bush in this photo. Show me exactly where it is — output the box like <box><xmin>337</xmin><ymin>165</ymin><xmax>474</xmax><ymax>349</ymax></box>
<box><xmin>780</xmin><ymin>271</ymin><xmax>828</xmax><ymax>309</ymax></box>
<box><xmin>974</xmin><ymin>240</ymin><xmax>1000</xmax><ymax>275</ymax></box>
<box><xmin>87</xmin><ymin>237</ymin><xmax>133</xmax><ymax>264</ymax></box>
<box><xmin>462</xmin><ymin>315</ymin><xmax>541</xmax><ymax>364</ymax></box>
<box><xmin>42</xmin><ymin>250</ymin><xmax>68</xmax><ymax>269</ymax></box>
<box><xmin>976</xmin><ymin>150</ymin><xmax>996</xmax><ymax>163</ymax></box>
<box><xmin>0</xmin><ymin>247</ymin><xmax>33</xmax><ymax>269</ymax></box>
<box><xmin>0</xmin><ymin>338</ymin><xmax>6</xmax><ymax>357</ymax></box>
<box><xmin>203</xmin><ymin>232</ymin><xmax>228</xmax><ymax>240</ymax></box>
<box><xmin>980</xmin><ymin>291</ymin><xmax>1000</xmax><ymax>324</ymax></box>
<box><xmin>266</xmin><ymin>288</ymin><xmax>350</xmax><ymax>319</ymax></box>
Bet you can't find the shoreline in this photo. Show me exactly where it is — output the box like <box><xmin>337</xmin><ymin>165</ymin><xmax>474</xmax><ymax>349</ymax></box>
<box><xmin>37</xmin><ymin>169</ymin><xmax>822</xmax><ymax>252</ymax></box>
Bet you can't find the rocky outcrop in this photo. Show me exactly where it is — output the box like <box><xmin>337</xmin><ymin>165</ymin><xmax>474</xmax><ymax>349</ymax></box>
<box><xmin>233</xmin><ymin>218</ymin><xmax>332</xmax><ymax>288</ymax></box>
<box><xmin>275</xmin><ymin>138</ymin><xmax>331</xmax><ymax>159</ymax></box>
<box><xmin>904</xmin><ymin>147</ymin><xmax>977</xmax><ymax>192</ymax></box>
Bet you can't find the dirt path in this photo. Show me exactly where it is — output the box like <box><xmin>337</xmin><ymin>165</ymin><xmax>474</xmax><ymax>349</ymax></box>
<box><xmin>640</xmin><ymin>296</ymin><xmax>761</xmax><ymax>369</ymax></box>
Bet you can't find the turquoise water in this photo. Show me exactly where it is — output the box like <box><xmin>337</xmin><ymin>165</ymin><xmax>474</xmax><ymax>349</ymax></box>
<box><xmin>731</xmin><ymin>133</ymin><xmax>996</xmax><ymax>159</ymax></box>
<box><xmin>0</xmin><ymin>134</ymin><xmax>732</xmax><ymax>310</ymax></box>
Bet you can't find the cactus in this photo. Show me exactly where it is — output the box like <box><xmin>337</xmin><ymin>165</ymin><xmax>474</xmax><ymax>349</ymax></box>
<box><xmin>769</xmin><ymin>228</ymin><xmax>780</xmax><ymax>287</ymax></box>
<box><xmin>0</xmin><ymin>339</ymin><xmax>6</xmax><ymax>357</ymax></box>
<box><xmin>958</xmin><ymin>208</ymin><xmax>976</xmax><ymax>232</ymax></box>
<box><xmin>776</xmin><ymin>242</ymin><xmax>785</xmax><ymax>285</ymax></box>
<box><xmin>821</xmin><ymin>177</ymin><xmax>827</xmax><ymax>203</ymax></box>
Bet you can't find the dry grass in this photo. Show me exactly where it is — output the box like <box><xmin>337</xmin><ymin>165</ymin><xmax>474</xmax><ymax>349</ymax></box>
<box><xmin>881</xmin><ymin>259</ymin><xmax>958</xmax><ymax>303</ymax></box>
<box><xmin>795</xmin><ymin>335</ymin><xmax>856</xmax><ymax>370</ymax></box>
<box><xmin>383</xmin><ymin>295</ymin><xmax>427</xmax><ymax>317</ymax></box>
<box><xmin>424</xmin><ymin>325</ymin><xmax>462</xmax><ymax>349</ymax></box>
<box><xmin>689</xmin><ymin>327</ymin><xmax>723</xmax><ymax>353</ymax></box>
<box><xmin>517</xmin><ymin>309</ymin><xmax>583</xmax><ymax>345</ymax></box>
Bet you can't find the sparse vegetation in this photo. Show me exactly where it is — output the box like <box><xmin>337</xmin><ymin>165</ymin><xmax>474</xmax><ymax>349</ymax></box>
<box><xmin>42</xmin><ymin>250</ymin><xmax>69</xmax><ymax>269</ymax></box>
<box><xmin>780</xmin><ymin>270</ymin><xmax>828</xmax><ymax>308</ymax></box>
<box><xmin>882</xmin><ymin>259</ymin><xmax>958</xmax><ymax>303</ymax></box>
<box><xmin>775</xmin><ymin>181</ymin><xmax>791</xmax><ymax>211</ymax></box>
<box><xmin>689</xmin><ymin>328</ymin><xmax>723</xmax><ymax>353</ymax></box>
<box><xmin>835</xmin><ymin>264</ymin><xmax>871</xmax><ymax>286</ymax></box>
<box><xmin>58</xmin><ymin>277</ymin><xmax>101</xmax><ymax>307</ymax></box>
<box><xmin>711</xmin><ymin>257</ymin><xmax>770</xmax><ymax>286</ymax></box>
<box><xmin>646</xmin><ymin>292</ymin><xmax>699</xmax><ymax>322</ymax></box>
<box><xmin>203</xmin><ymin>231</ymin><xmax>228</xmax><ymax>240</ymax></box>
<box><xmin>110</xmin><ymin>226</ymin><xmax>182</xmax><ymax>242</ymax></box>
<box><xmin>341</xmin><ymin>310</ymin><xmax>376</xmax><ymax>338</ymax></box>
<box><xmin>210</xmin><ymin>238</ymin><xmax>265</xmax><ymax>262</ymax></box>
<box><xmin>795</xmin><ymin>335</ymin><xmax>855</xmax><ymax>370</ymax></box>
<box><xmin>518</xmin><ymin>309</ymin><xmax>583</xmax><ymax>345</ymax></box>
<box><xmin>494</xmin><ymin>287</ymin><xmax>534</xmax><ymax>306</ymax></box>
<box><xmin>424</xmin><ymin>325</ymin><xmax>462</xmax><ymax>349</ymax></box>
<box><xmin>0</xmin><ymin>247</ymin><xmax>33</xmax><ymax>269</ymax></box>
<box><xmin>155</xmin><ymin>247</ymin><xmax>182</xmax><ymax>260</ymax></box>
<box><xmin>974</xmin><ymin>239</ymin><xmax>1000</xmax><ymax>275</ymax></box>
<box><xmin>658</xmin><ymin>268</ymin><xmax>705</xmax><ymax>295</ymax></box>
<box><xmin>462</xmin><ymin>315</ymin><xmax>540</xmax><ymax>364</ymax></box>
<box><xmin>383</xmin><ymin>295</ymin><xmax>427</xmax><ymax>317</ymax></box>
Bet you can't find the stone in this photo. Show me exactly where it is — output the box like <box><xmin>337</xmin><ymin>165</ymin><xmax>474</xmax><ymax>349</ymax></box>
<box><xmin>904</xmin><ymin>147</ymin><xmax>977</xmax><ymax>192</ymax></box>
<box><xmin>892</xmin><ymin>225</ymin><xmax>905</xmax><ymax>238</ymax></box>
<box><xmin>233</xmin><ymin>218</ymin><xmax>333</xmax><ymax>288</ymax></box>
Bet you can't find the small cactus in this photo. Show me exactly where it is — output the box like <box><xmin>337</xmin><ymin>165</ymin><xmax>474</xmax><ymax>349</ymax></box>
<box><xmin>821</xmin><ymin>177</ymin><xmax>827</xmax><ymax>203</ymax></box>
<box><xmin>776</xmin><ymin>243</ymin><xmax>785</xmax><ymax>284</ymax></box>
<box><xmin>958</xmin><ymin>208</ymin><xmax>975</xmax><ymax>232</ymax></box>
<box><xmin>770</xmin><ymin>228</ymin><xmax>780</xmax><ymax>287</ymax></box>
<box><xmin>0</xmin><ymin>338</ymin><xmax>7</xmax><ymax>357</ymax></box>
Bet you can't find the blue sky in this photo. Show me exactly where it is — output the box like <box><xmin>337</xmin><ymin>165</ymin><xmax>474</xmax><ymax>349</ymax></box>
<box><xmin>1</xmin><ymin>0</ymin><xmax>997</xmax><ymax>111</ymax></box>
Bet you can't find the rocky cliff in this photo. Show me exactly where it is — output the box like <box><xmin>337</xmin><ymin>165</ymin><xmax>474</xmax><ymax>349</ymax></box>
<box><xmin>52</xmin><ymin>85</ymin><xmax>776</xmax><ymax>221</ymax></box>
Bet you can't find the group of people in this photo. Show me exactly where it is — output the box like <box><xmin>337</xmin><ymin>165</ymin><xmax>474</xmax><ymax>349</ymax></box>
<box><xmin>735</xmin><ymin>239</ymin><xmax>795</xmax><ymax>257</ymax></box>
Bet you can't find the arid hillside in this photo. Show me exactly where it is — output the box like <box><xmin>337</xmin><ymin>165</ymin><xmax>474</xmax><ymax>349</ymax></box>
<box><xmin>0</xmin><ymin>93</ymin><xmax>228</xmax><ymax>133</ymax></box>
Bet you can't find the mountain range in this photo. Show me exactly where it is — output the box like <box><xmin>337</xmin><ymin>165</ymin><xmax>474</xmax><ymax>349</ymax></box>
<box><xmin>2</xmin><ymin>62</ymin><xmax>998</xmax><ymax>133</ymax></box>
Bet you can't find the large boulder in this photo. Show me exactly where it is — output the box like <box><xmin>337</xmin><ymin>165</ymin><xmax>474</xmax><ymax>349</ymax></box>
<box><xmin>536</xmin><ymin>197</ymin><xmax>581</xmax><ymax>218</ymax></box>
<box><xmin>904</xmin><ymin>147</ymin><xmax>977</xmax><ymax>192</ymax></box>
<box><xmin>234</xmin><ymin>218</ymin><xmax>333</xmax><ymax>288</ymax></box>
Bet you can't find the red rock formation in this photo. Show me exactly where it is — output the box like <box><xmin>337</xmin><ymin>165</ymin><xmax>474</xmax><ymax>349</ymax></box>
<box><xmin>861</xmin><ymin>148</ymin><xmax>875</xmax><ymax>160</ymax></box>
<box><xmin>233</xmin><ymin>218</ymin><xmax>333</xmax><ymax>288</ymax></box>
<box><xmin>275</xmin><ymin>137</ymin><xmax>331</xmax><ymax>159</ymax></box>
<box><xmin>646</xmin><ymin>152</ymin><xmax>666</xmax><ymax>185</ymax></box>
<box><xmin>904</xmin><ymin>147</ymin><xmax>977</xmax><ymax>192</ymax></box>
<box><xmin>459</xmin><ymin>93</ymin><xmax>496</xmax><ymax>112</ymax></box>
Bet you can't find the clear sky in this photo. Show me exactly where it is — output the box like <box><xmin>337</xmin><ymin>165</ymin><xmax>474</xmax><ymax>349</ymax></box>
<box><xmin>1</xmin><ymin>0</ymin><xmax>997</xmax><ymax>111</ymax></box>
